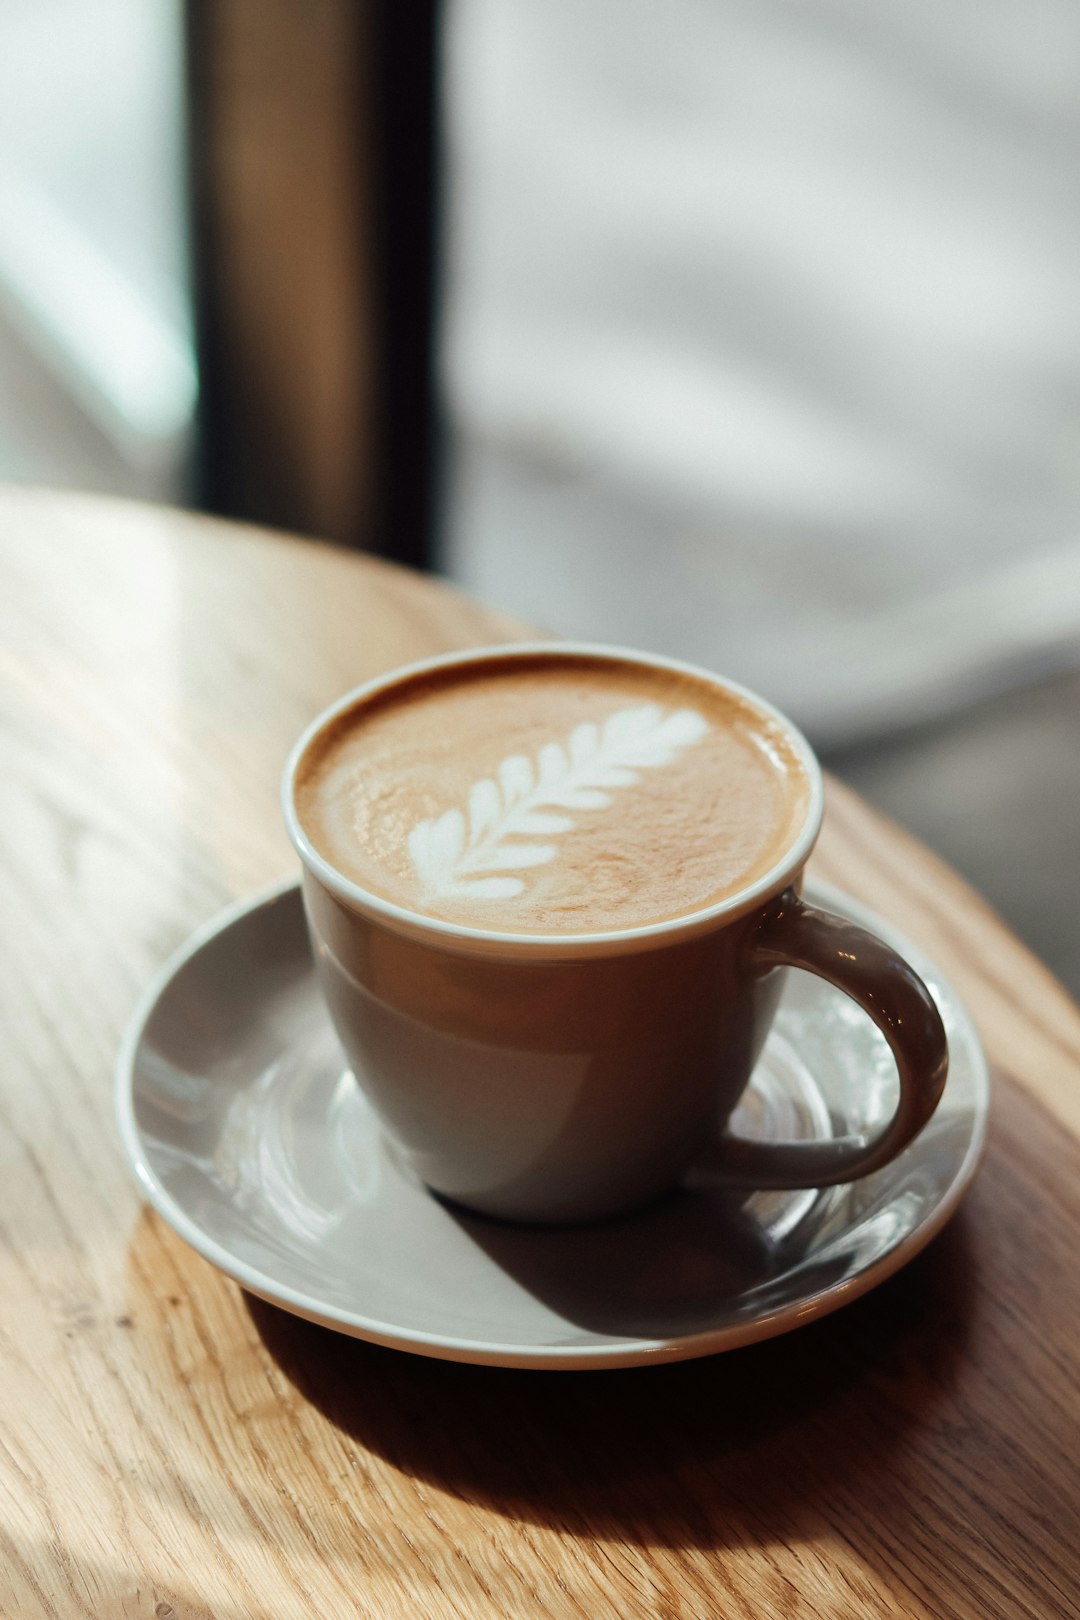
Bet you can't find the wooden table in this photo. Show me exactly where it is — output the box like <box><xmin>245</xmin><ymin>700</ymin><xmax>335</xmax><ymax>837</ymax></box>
<box><xmin>2</xmin><ymin>486</ymin><xmax>1078</xmax><ymax>1620</ymax></box>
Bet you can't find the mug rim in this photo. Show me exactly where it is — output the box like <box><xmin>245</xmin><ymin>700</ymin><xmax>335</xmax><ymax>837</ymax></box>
<box><xmin>281</xmin><ymin>642</ymin><xmax>826</xmax><ymax>954</ymax></box>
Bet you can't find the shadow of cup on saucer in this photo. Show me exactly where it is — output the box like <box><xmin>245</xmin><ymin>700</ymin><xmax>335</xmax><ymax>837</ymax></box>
<box><xmin>434</xmin><ymin>1182</ymin><xmax>832</xmax><ymax>1343</ymax></box>
<box><xmin>247</xmin><ymin>1207</ymin><xmax>978</xmax><ymax>1552</ymax></box>
<box><xmin>431</xmin><ymin>1105</ymin><xmax>980</xmax><ymax>1341</ymax></box>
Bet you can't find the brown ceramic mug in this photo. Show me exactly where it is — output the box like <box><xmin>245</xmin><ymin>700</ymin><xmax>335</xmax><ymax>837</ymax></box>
<box><xmin>283</xmin><ymin>644</ymin><xmax>948</xmax><ymax>1224</ymax></box>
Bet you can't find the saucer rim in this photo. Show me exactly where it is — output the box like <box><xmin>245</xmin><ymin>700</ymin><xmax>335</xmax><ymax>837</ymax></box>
<box><xmin>116</xmin><ymin>876</ymin><xmax>990</xmax><ymax>1369</ymax></box>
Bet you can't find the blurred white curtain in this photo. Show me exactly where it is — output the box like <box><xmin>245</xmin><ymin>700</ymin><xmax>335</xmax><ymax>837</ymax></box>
<box><xmin>444</xmin><ymin>0</ymin><xmax>1080</xmax><ymax>741</ymax></box>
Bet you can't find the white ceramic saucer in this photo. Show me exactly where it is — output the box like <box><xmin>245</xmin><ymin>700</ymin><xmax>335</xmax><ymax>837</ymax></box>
<box><xmin>117</xmin><ymin>878</ymin><xmax>989</xmax><ymax>1369</ymax></box>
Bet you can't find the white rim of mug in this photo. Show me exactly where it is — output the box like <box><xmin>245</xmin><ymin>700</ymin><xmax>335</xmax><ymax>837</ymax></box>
<box><xmin>281</xmin><ymin>642</ymin><xmax>826</xmax><ymax>953</ymax></box>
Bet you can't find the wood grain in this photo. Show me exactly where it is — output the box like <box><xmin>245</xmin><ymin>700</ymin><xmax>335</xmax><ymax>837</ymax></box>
<box><xmin>1</xmin><ymin>486</ymin><xmax>1078</xmax><ymax>1619</ymax></box>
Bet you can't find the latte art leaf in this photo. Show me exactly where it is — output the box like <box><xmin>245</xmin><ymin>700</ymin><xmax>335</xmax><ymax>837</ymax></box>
<box><xmin>407</xmin><ymin>703</ymin><xmax>709</xmax><ymax>903</ymax></box>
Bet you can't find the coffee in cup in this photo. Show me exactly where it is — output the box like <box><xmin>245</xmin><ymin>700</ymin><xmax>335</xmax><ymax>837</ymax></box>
<box><xmin>294</xmin><ymin>652</ymin><xmax>812</xmax><ymax>935</ymax></box>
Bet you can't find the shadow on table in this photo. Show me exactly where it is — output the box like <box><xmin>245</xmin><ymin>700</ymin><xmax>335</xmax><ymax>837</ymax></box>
<box><xmin>248</xmin><ymin>1209</ymin><xmax>978</xmax><ymax>1551</ymax></box>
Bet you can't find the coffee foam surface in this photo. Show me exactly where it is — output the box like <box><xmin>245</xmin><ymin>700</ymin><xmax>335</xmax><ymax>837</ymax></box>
<box><xmin>295</xmin><ymin>656</ymin><xmax>810</xmax><ymax>934</ymax></box>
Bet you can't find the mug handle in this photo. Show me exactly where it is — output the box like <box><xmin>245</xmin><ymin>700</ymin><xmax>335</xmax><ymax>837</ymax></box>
<box><xmin>710</xmin><ymin>892</ymin><xmax>949</xmax><ymax>1188</ymax></box>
